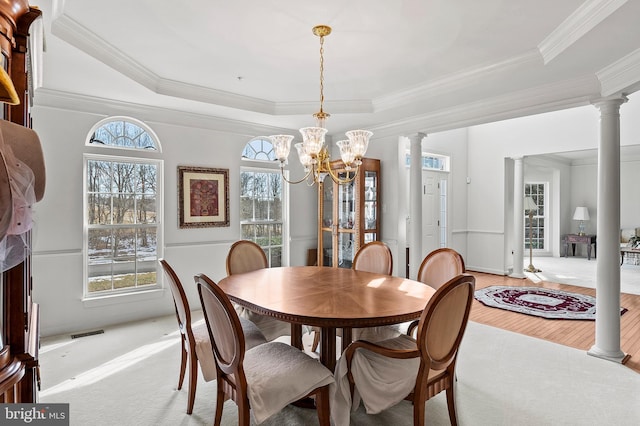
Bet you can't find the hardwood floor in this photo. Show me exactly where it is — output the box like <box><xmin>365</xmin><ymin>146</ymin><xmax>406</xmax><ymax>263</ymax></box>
<box><xmin>469</xmin><ymin>271</ymin><xmax>640</xmax><ymax>375</ymax></box>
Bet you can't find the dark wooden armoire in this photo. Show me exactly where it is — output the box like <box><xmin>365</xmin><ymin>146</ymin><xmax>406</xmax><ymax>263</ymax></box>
<box><xmin>0</xmin><ymin>0</ymin><xmax>42</xmax><ymax>402</ymax></box>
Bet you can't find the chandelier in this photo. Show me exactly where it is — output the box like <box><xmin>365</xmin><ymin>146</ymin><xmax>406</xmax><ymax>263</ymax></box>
<box><xmin>270</xmin><ymin>25</ymin><xmax>373</xmax><ymax>186</ymax></box>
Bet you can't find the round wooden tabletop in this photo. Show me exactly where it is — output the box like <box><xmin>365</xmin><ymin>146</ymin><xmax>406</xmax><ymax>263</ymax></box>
<box><xmin>217</xmin><ymin>266</ymin><xmax>435</xmax><ymax>328</ymax></box>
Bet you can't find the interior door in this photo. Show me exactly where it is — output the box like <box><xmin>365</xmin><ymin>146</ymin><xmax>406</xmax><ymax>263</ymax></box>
<box><xmin>422</xmin><ymin>171</ymin><xmax>448</xmax><ymax>256</ymax></box>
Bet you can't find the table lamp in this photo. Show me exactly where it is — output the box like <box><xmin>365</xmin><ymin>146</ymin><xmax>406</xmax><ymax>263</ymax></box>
<box><xmin>572</xmin><ymin>207</ymin><xmax>590</xmax><ymax>236</ymax></box>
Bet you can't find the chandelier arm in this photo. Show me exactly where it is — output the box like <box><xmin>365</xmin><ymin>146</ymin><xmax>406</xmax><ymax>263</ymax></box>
<box><xmin>325</xmin><ymin>161</ymin><xmax>360</xmax><ymax>184</ymax></box>
<box><xmin>280</xmin><ymin>166</ymin><xmax>312</xmax><ymax>185</ymax></box>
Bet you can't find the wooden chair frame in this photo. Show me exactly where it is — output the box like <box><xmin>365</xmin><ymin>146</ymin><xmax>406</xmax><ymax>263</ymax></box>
<box><xmin>159</xmin><ymin>259</ymin><xmax>200</xmax><ymax>414</ymax></box>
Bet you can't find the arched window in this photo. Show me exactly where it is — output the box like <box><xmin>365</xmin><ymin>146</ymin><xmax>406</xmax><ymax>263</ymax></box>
<box><xmin>88</xmin><ymin>119</ymin><xmax>158</xmax><ymax>150</ymax></box>
<box><xmin>241</xmin><ymin>137</ymin><xmax>277</xmax><ymax>161</ymax></box>
<box><xmin>84</xmin><ymin>117</ymin><xmax>163</xmax><ymax>298</ymax></box>
<box><xmin>240</xmin><ymin>137</ymin><xmax>286</xmax><ymax>266</ymax></box>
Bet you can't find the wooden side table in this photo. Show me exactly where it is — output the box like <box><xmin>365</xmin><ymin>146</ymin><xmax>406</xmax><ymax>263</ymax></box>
<box><xmin>563</xmin><ymin>234</ymin><xmax>597</xmax><ymax>260</ymax></box>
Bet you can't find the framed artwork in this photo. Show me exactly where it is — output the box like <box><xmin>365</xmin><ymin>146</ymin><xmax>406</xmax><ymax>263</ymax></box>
<box><xmin>178</xmin><ymin>166</ymin><xmax>229</xmax><ymax>228</ymax></box>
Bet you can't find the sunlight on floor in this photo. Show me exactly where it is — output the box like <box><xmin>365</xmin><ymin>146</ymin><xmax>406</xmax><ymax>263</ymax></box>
<box><xmin>40</xmin><ymin>338</ymin><xmax>178</xmax><ymax>398</ymax></box>
<box><xmin>39</xmin><ymin>339</ymin><xmax>78</xmax><ymax>354</ymax></box>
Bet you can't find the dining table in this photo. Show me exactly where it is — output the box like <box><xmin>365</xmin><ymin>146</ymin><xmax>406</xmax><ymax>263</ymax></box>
<box><xmin>217</xmin><ymin>265</ymin><xmax>436</xmax><ymax>372</ymax></box>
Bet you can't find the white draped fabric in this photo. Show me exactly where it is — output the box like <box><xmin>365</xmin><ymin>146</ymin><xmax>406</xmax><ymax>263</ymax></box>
<box><xmin>331</xmin><ymin>334</ymin><xmax>425</xmax><ymax>426</ymax></box>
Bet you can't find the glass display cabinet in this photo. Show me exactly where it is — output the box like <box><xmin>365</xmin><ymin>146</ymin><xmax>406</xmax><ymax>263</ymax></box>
<box><xmin>318</xmin><ymin>158</ymin><xmax>380</xmax><ymax>268</ymax></box>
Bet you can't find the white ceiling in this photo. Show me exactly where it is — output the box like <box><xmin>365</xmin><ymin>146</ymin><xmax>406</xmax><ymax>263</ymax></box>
<box><xmin>33</xmin><ymin>0</ymin><xmax>640</xmax><ymax>138</ymax></box>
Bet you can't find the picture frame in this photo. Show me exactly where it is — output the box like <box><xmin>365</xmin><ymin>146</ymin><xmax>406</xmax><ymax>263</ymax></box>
<box><xmin>178</xmin><ymin>166</ymin><xmax>229</xmax><ymax>228</ymax></box>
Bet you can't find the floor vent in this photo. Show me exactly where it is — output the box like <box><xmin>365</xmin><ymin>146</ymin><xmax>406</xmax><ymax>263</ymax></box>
<box><xmin>71</xmin><ymin>329</ymin><xmax>104</xmax><ymax>339</ymax></box>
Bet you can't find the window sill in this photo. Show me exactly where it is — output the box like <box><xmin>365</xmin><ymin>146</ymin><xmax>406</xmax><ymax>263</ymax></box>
<box><xmin>82</xmin><ymin>288</ymin><xmax>165</xmax><ymax>308</ymax></box>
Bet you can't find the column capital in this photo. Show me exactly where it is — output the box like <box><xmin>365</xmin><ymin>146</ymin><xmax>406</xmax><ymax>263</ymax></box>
<box><xmin>410</xmin><ymin>132</ymin><xmax>427</xmax><ymax>143</ymax></box>
<box><xmin>592</xmin><ymin>95</ymin><xmax>628</xmax><ymax>113</ymax></box>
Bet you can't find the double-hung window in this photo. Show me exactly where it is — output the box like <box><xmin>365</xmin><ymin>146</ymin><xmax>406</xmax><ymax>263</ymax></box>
<box><xmin>84</xmin><ymin>118</ymin><xmax>163</xmax><ymax>298</ymax></box>
<box><xmin>240</xmin><ymin>138</ymin><xmax>286</xmax><ymax>266</ymax></box>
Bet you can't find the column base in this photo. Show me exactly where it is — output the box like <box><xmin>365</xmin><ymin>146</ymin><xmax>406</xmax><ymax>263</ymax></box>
<box><xmin>587</xmin><ymin>345</ymin><xmax>627</xmax><ymax>363</ymax></box>
<box><xmin>510</xmin><ymin>272</ymin><xmax>526</xmax><ymax>279</ymax></box>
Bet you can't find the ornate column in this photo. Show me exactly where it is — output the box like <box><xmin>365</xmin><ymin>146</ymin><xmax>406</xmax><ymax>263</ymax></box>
<box><xmin>511</xmin><ymin>157</ymin><xmax>525</xmax><ymax>278</ymax></box>
<box><xmin>588</xmin><ymin>95</ymin><xmax>627</xmax><ymax>363</ymax></box>
<box><xmin>409</xmin><ymin>133</ymin><xmax>425</xmax><ymax>279</ymax></box>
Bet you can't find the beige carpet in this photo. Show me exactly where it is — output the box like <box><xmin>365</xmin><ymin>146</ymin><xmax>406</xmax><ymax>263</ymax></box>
<box><xmin>39</xmin><ymin>312</ymin><xmax>640</xmax><ymax>425</ymax></box>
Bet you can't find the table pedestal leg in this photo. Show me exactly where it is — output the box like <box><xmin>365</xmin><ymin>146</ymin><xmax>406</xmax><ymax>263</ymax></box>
<box><xmin>291</xmin><ymin>324</ymin><xmax>303</xmax><ymax>350</ymax></box>
<box><xmin>320</xmin><ymin>327</ymin><xmax>337</xmax><ymax>372</ymax></box>
<box><xmin>341</xmin><ymin>327</ymin><xmax>352</xmax><ymax>353</ymax></box>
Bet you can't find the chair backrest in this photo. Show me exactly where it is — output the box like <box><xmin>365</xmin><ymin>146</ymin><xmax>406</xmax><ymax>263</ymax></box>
<box><xmin>226</xmin><ymin>240</ymin><xmax>268</xmax><ymax>275</ymax></box>
<box><xmin>159</xmin><ymin>259</ymin><xmax>192</xmax><ymax>338</ymax></box>
<box><xmin>195</xmin><ymin>273</ymin><xmax>246</xmax><ymax>378</ymax></box>
<box><xmin>416</xmin><ymin>248</ymin><xmax>465</xmax><ymax>290</ymax></box>
<box><xmin>415</xmin><ymin>273</ymin><xmax>475</xmax><ymax>373</ymax></box>
<box><xmin>352</xmin><ymin>241</ymin><xmax>393</xmax><ymax>275</ymax></box>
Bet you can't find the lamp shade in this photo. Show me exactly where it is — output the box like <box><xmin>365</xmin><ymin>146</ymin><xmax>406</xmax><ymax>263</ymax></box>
<box><xmin>524</xmin><ymin>197</ymin><xmax>537</xmax><ymax>211</ymax></box>
<box><xmin>573</xmin><ymin>207</ymin><xmax>590</xmax><ymax>221</ymax></box>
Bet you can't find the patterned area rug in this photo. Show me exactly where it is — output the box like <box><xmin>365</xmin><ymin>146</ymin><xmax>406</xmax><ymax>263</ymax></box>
<box><xmin>474</xmin><ymin>286</ymin><xmax>627</xmax><ymax>320</ymax></box>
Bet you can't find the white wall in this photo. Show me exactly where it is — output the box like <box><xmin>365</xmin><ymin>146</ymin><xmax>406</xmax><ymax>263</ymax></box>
<box><xmin>30</xmin><ymin>102</ymin><xmax>317</xmax><ymax>337</ymax></box>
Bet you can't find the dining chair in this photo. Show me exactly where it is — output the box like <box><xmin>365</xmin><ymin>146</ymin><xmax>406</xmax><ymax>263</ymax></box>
<box><xmin>195</xmin><ymin>273</ymin><xmax>334</xmax><ymax>426</ymax></box>
<box><xmin>417</xmin><ymin>247</ymin><xmax>466</xmax><ymax>290</ymax></box>
<box><xmin>159</xmin><ymin>259</ymin><xmax>267</xmax><ymax>414</ymax></box>
<box><xmin>352</xmin><ymin>240</ymin><xmax>393</xmax><ymax>275</ymax></box>
<box><xmin>332</xmin><ymin>273</ymin><xmax>475</xmax><ymax>426</ymax></box>
<box><xmin>405</xmin><ymin>248</ymin><xmax>466</xmax><ymax>337</ymax></box>
<box><xmin>226</xmin><ymin>240</ymin><xmax>292</xmax><ymax>341</ymax></box>
<box><xmin>226</xmin><ymin>239</ymin><xmax>269</xmax><ymax>275</ymax></box>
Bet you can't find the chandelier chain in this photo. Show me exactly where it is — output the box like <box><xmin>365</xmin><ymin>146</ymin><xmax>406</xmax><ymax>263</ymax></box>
<box><xmin>319</xmin><ymin>33</ymin><xmax>325</xmax><ymax>114</ymax></box>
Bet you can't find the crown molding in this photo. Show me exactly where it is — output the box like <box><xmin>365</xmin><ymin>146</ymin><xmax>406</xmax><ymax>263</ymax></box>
<box><xmin>51</xmin><ymin>13</ymin><xmax>158</xmax><ymax>90</ymax></box>
<box><xmin>51</xmin><ymin>11</ymin><xmax>374</xmax><ymax>117</ymax></box>
<box><xmin>374</xmin><ymin>50</ymin><xmax>542</xmax><ymax>112</ymax></box>
<box><xmin>597</xmin><ymin>47</ymin><xmax>640</xmax><ymax>96</ymax></box>
<box><xmin>51</xmin><ymin>13</ymin><xmax>284</xmax><ymax>115</ymax></box>
<box><xmin>538</xmin><ymin>0</ymin><xmax>628</xmax><ymax>64</ymax></box>
<box><xmin>369</xmin><ymin>75</ymin><xmax>599</xmax><ymax>139</ymax></box>
<box><xmin>32</xmin><ymin>88</ymin><xmax>295</xmax><ymax>137</ymax></box>
<box><xmin>34</xmin><ymin>71</ymin><xmax>601</xmax><ymax>144</ymax></box>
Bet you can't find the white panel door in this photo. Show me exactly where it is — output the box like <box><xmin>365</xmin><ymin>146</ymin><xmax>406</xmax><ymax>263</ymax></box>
<box><xmin>422</xmin><ymin>171</ymin><xmax>448</xmax><ymax>257</ymax></box>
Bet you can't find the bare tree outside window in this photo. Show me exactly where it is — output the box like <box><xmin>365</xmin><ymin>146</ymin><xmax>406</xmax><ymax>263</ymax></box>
<box><xmin>85</xmin><ymin>118</ymin><xmax>161</xmax><ymax>296</ymax></box>
<box><xmin>240</xmin><ymin>137</ymin><xmax>285</xmax><ymax>267</ymax></box>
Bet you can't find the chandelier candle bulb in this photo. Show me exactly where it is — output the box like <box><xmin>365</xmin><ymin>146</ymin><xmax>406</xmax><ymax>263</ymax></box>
<box><xmin>299</xmin><ymin>127</ymin><xmax>327</xmax><ymax>157</ymax></box>
<box><xmin>336</xmin><ymin>140</ymin><xmax>356</xmax><ymax>170</ymax></box>
<box><xmin>271</xmin><ymin>134</ymin><xmax>295</xmax><ymax>165</ymax></box>
<box><xmin>295</xmin><ymin>143</ymin><xmax>313</xmax><ymax>171</ymax></box>
<box><xmin>346</xmin><ymin>129</ymin><xmax>373</xmax><ymax>164</ymax></box>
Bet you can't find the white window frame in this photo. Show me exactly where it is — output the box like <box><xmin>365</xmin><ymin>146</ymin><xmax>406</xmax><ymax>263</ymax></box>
<box><xmin>83</xmin><ymin>117</ymin><xmax>164</xmax><ymax>301</ymax></box>
<box><xmin>524</xmin><ymin>182</ymin><xmax>547</xmax><ymax>252</ymax></box>
<box><xmin>240</xmin><ymin>137</ymin><xmax>289</xmax><ymax>266</ymax></box>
